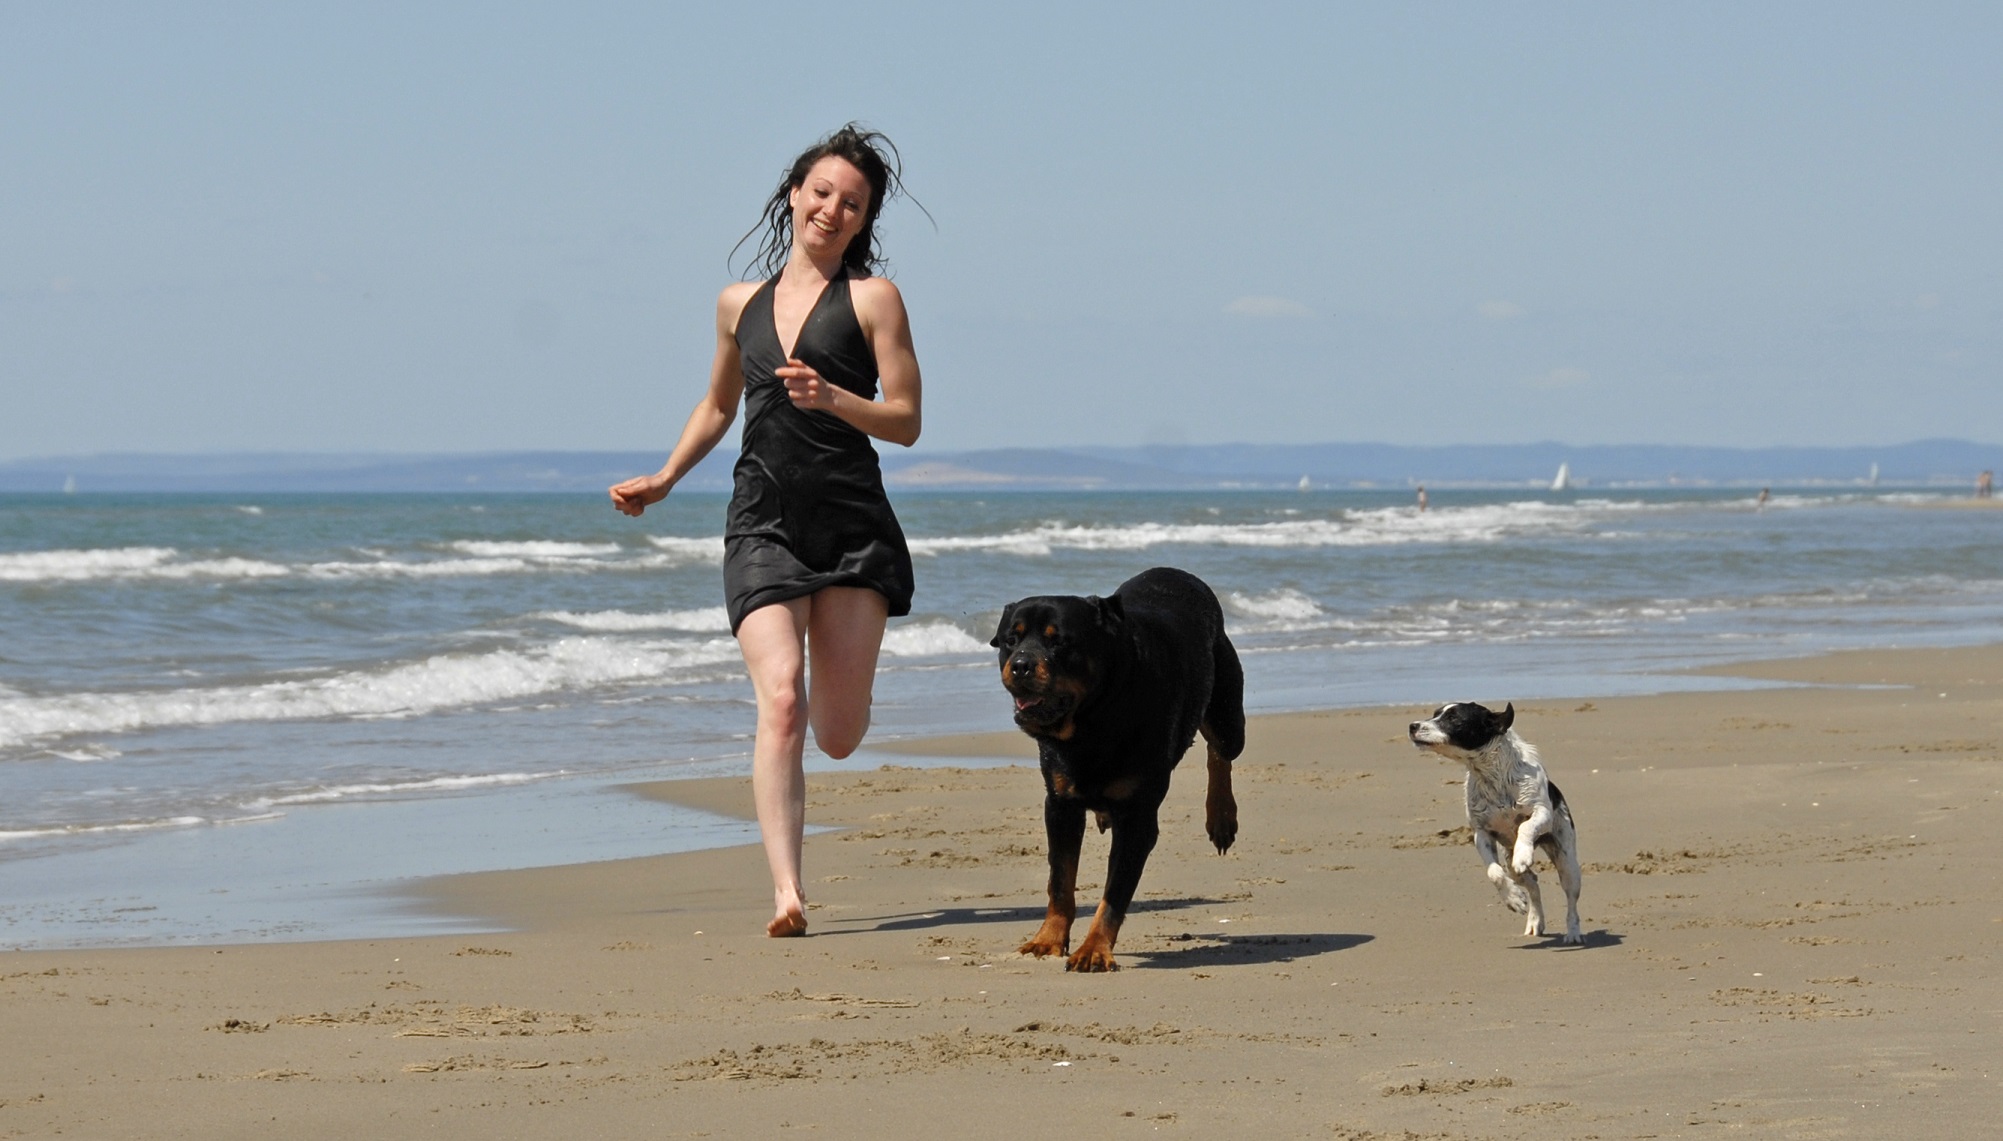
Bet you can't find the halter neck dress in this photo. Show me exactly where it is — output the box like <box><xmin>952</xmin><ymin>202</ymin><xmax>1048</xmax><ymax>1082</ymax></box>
<box><xmin>722</xmin><ymin>269</ymin><xmax>914</xmax><ymax>633</ymax></box>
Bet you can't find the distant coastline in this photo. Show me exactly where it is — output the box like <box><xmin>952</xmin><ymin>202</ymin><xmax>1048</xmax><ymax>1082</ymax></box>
<box><xmin>2</xmin><ymin>439</ymin><xmax>1996</xmax><ymax>494</ymax></box>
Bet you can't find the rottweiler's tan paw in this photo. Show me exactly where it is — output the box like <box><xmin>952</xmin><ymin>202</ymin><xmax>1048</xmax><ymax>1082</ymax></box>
<box><xmin>1018</xmin><ymin>936</ymin><xmax>1066</xmax><ymax>958</ymax></box>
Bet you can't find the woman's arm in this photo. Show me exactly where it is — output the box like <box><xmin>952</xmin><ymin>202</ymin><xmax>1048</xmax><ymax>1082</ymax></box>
<box><xmin>609</xmin><ymin>284</ymin><xmax>756</xmax><ymax>517</ymax></box>
<box><xmin>775</xmin><ymin>277</ymin><xmax>922</xmax><ymax>448</ymax></box>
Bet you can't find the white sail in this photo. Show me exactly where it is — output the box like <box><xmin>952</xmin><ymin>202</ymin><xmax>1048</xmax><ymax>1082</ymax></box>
<box><xmin>1551</xmin><ymin>462</ymin><xmax>1571</xmax><ymax>492</ymax></box>
<box><xmin>1297</xmin><ymin>475</ymin><xmax>1311</xmax><ymax>492</ymax></box>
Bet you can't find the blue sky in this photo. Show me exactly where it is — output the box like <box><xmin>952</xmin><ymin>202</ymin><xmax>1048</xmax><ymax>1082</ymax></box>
<box><xmin>3</xmin><ymin>2</ymin><xmax>1998</xmax><ymax>459</ymax></box>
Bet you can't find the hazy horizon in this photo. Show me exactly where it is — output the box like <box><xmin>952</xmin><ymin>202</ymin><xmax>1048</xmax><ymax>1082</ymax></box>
<box><xmin>6</xmin><ymin>3</ymin><xmax>1999</xmax><ymax>459</ymax></box>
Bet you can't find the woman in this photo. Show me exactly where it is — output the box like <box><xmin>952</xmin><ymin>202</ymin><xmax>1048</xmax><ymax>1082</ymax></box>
<box><xmin>610</xmin><ymin>125</ymin><xmax>922</xmax><ymax>937</ymax></box>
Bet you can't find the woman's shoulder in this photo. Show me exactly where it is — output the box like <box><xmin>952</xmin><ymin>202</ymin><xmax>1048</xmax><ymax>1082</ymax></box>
<box><xmin>846</xmin><ymin>275</ymin><xmax>908</xmax><ymax>329</ymax></box>
<box><xmin>715</xmin><ymin>280</ymin><xmax>764</xmax><ymax>335</ymax></box>
<box><xmin>847</xmin><ymin>275</ymin><xmax>904</xmax><ymax>303</ymax></box>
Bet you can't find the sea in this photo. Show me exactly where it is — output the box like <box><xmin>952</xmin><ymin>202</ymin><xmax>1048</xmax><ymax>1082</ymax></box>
<box><xmin>4</xmin><ymin>486</ymin><xmax>2000</xmax><ymax>949</ymax></box>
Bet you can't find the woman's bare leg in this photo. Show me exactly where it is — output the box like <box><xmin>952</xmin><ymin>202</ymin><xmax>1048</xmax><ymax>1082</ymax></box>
<box><xmin>736</xmin><ymin>598</ymin><xmax>813</xmax><ymax>936</ymax></box>
<box><xmin>806</xmin><ymin>586</ymin><xmax>890</xmax><ymax>760</ymax></box>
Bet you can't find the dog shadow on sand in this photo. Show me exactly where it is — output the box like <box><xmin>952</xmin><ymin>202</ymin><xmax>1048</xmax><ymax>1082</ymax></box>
<box><xmin>1123</xmin><ymin>931</ymin><xmax>1373</xmax><ymax>970</ymax></box>
<box><xmin>1512</xmin><ymin>929</ymin><xmax>1624</xmax><ymax>952</ymax></box>
<box><xmin>825</xmin><ymin>898</ymin><xmax>1372</xmax><ymax>969</ymax></box>
<box><xmin>825</xmin><ymin>894</ymin><xmax>1241</xmax><ymax>937</ymax></box>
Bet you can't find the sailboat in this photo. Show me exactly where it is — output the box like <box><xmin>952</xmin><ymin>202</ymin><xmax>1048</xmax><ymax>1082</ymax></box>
<box><xmin>1297</xmin><ymin>475</ymin><xmax>1311</xmax><ymax>492</ymax></box>
<box><xmin>1550</xmin><ymin>462</ymin><xmax>1571</xmax><ymax>492</ymax></box>
<box><xmin>62</xmin><ymin>475</ymin><xmax>77</xmax><ymax>495</ymax></box>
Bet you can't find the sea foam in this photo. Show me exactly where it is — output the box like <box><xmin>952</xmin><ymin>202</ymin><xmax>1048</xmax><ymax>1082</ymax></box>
<box><xmin>904</xmin><ymin>501</ymin><xmax>1621</xmax><ymax>558</ymax></box>
<box><xmin>0</xmin><ymin>547</ymin><xmax>290</xmax><ymax>582</ymax></box>
<box><xmin>0</xmin><ymin>636</ymin><xmax>741</xmax><ymax>749</ymax></box>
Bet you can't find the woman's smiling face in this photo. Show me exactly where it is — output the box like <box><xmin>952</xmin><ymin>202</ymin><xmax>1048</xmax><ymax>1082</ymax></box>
<box><xmin>789</xmin><ymin>155</ymin><xmax>872</xmax><ymax>260</ymax></box>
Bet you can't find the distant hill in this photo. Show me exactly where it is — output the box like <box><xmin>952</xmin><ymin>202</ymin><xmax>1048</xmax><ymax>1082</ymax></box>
<box><xmin>3</xmin><ymin>440</ymin><xmax>1996</xmax><ymax>494</ymax></box>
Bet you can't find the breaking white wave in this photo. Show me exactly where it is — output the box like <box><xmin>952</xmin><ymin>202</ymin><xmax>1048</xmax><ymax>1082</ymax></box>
<box><xmin>536</xmin><ymin>607</ymin><xmax>733</xmax><ymax>633</ymax></box>
<box><xmin>304</xmin><ymin>556</ymin><xmax>547</xmax><ymax>578</ymax></box>
<box><xmin>906</xmin><ymin>501</ymin><xmax>1615</xmax><ymax>558</ymax></box>
<box><xmin>449</xmin><ymin>540</ymin><xmax>621</xmax><ymax>558</ymax></box>
<box><xmin>0</xmin><ymin>636</ymin><xmax>742</xmax><ymax>749</ymax></box>
<box><xmin>304</xmin><ymin>553</ymin><xmax>700</xmax><ymax>578</ymax></box>
<box><xmin>0</xmin><ymin>816</ymin><xmax>208</xmax><ymax>843</ymax></box>
<box><xmin>246</xmin><ymin>770</ymin><xmax>562</xmax><ymax>809</ymax></box>
<box><xmin>0</xmin><ymin>547</ymin><xmax>290</xmax><ymax>582</ymax></box>
<box><xmin>880</xmin><ymin>621</ymin><xmax>989</xmax><ymax>657</ymax></box>
<box><xmin>1223</xmin><ymin>588</ymin><xmax>1329</xmax><ymax>632</ymax></box>
<box><xmin>644</xmin><ymin>535</ymin><xmax>728</xmax><ymax>564</ymax></box>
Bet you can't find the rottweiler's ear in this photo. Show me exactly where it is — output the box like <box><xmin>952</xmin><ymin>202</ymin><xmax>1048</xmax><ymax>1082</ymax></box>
<box><xmin>1089</xmin><ymin>594</ymin><xmax>1125</xmax><ymax>630</ymax></box>
<box><xmin>989</xmin><ymin>602</ymin><xmax>1018</xmax><ymax>648</ymax></box>
<box><xmin>1497</xmin><ymin>702</ymin><xmax>1515</xmax><ymax>733</ymax></box>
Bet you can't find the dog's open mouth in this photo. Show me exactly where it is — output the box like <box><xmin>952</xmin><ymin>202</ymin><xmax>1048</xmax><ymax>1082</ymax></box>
<box><xmin>1007</xmin><ymin>687</ymin><xmax>1074</xmax><ymax>728</ymax></box>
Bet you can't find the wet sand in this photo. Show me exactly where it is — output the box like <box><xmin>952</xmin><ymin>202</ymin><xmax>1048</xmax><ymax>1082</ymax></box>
<box><xmin>3</xmin><ymin>644</ymin><xmax>2000</xmax><ymax>1138</ymax></box>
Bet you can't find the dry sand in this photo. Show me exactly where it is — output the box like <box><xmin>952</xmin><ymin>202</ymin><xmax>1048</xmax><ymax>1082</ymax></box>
<box><xmin>4</xmin><ymin>644</ymin><xmax>2001</xmax><ymax>1138</ymax></box>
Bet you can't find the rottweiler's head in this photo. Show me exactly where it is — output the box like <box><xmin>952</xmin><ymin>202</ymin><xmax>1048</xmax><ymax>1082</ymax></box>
<box><xmin>1408</xmin><ymin>701</ymin><xmax>1514</xmax><ymax>758</ymax></box>
<box><xmin>990</xmin><ymin>593</ymin><xmax>1125</xmax><ymax>739</ymax></box>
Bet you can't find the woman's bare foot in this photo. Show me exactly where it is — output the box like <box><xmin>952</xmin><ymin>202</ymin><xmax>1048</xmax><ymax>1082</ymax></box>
<box><xmin>767</xmin><ymin>889</ymin><xmax>808</xmax><ymax>937</ymax></box>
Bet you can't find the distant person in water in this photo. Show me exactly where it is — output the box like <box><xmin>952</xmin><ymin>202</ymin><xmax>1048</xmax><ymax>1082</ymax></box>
<box><xmin>1979</xmin><ymin>471</ymin><xmax>1994</xmax><ymax>500</ymax></box>
<box><xmin>1757</xmin><ymin>487</ymin><xmax>1770</xmax><ymax>512</ymax></box>
<box><xmin>609</xmin><ymin>125</ymin><xmax>925</xmax><ymax>937</ymax></box>
<box><xmin>1416</xmin><ymin>485</ymin><xmax>1428</xmax><ymax>513</ymax></box>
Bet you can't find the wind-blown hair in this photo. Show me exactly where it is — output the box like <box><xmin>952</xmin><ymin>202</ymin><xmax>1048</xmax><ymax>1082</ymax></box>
<box><xmin>733</xmin><ymin>123</ymin><xmax>926</xmax><ymax>280</ymax></box>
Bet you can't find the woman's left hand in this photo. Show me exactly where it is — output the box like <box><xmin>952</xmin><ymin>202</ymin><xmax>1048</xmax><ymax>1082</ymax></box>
<box><xmin>778</xmin><ymin>357</ymin><xmax>840</xmax><ymax>412</ymax></box>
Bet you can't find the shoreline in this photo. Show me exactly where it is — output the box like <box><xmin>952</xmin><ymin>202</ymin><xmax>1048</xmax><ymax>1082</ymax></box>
<box><xmin>6</xmin><ymin>640</ymin><xmax>2000</xmax><ymax>1136</ymax></box>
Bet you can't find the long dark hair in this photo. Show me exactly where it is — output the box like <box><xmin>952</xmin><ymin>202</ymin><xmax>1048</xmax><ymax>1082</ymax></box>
<box><xmin>732</xmin><ymin>123</ymin><xmax>927</xmax><ymax>280</ymax></box>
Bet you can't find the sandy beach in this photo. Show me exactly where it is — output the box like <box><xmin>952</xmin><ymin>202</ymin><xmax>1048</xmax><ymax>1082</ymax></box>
<box><xmin>4</xmin><ymin>643</ymin><xmax>2000</xmax><ymax>1138</ymax></box>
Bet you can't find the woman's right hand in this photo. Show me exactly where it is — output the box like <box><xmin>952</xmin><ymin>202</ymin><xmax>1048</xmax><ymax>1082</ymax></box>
<box><xmin>609</xmin><ymin>473</ymin><xmax>671</xmax><ymax>517</ymax></box>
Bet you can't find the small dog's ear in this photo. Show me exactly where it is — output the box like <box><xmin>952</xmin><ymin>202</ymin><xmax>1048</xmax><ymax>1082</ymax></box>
<box><xmin>1090</xmin><ymin>594</ymin><xmax>1125</xmax><ymax>630</ymax></box>
<box><xmin>990</xmin><ymin>602</ymin><xmax>1018</xmax><ymax>648</ymax></box>
<box><xmin>1498</xmin><ymin>702</ymin><xmax>1515</xmax><ymax>732</ymax></box>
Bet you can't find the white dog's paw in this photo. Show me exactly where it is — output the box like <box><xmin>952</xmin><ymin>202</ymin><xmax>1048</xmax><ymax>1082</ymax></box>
<box><xmin>1486</xmin><ymin>862</ymin><xmax>1508</xmax><ymax>885</ymax></box>
<box><xmin>1511</xmin><ymin>852</ymin><xmax>1533</xmax><ymax>875</ymax></box>
<box><xmin>1560</xmin><ymin>929</ymin><xmax>1584</xmax><ymax>945</ymax></box>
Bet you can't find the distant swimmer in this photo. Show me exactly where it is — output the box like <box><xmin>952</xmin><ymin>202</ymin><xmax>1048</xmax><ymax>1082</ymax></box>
<box><xmin>1756</xmin><ymin>487</ymin><xmax>1770</xmax><ymax>512</ymax></box>
<box><xmin>1979</xmin><ymin>470</ymin><xmax>1994</xmax><ymax>500</ymax></box>
<box><xmin>1416</xmin><ymin>485</ymin><xmax>1428</xmax><ymax>513</ymax></box>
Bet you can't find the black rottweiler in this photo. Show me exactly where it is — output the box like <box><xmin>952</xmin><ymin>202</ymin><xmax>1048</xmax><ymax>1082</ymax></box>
<box><xmin>991</xmin><ymin>566</ymin><xmax>1246</xmax><ymax>972</ymax></box>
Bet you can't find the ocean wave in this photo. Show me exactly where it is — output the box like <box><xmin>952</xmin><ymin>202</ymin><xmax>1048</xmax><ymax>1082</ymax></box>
<box><xmin>644</xmin><ymin>535</ymin><xmax>727</xmax><ymax>564</ymax></box>
<box><xmin>246</xmin><ymin>770</ymin><xmax>562</xmax><ymax>809</ymax></box>
<box><xmin>906</xmin><ymin>501</ymin><xmax>1611</xmax><ymax>557</ymax></box>
<box><xmin>0</xmin><ymin>815</ymin><xmax>207</xmax><ymax>843</ymax></box>
<box><xmin>0</xmin><ymin>636</ymin><xmax>743</xmax><ymax>749</ymax></box>
<box><xmin>304</xmin><ymin>556</ymin><xmax>546</xmax><ymax>578</ymax></box>
<box><xmin>881</xmin><ymin>621</ymin><xmax>990</xmax><ymax>657</ymax></box>
<box><xmin>1224</xmin><ymin>588</ymin><xmax>1326</xmax><ymax>627</ymax></box>
<box><xmin>0</xmin><ymin>547</ymin><xmax>290</xmax><ymax>582</ymax></box>
<box><xmin>449</xmin><ymin>540</ymin><xmax>622</xmax><ymax>558</ymax></box>
<box><xmin>536</xmin><ymin>607</ymin><xmax>733</xmax><ymax>633</ymax></box>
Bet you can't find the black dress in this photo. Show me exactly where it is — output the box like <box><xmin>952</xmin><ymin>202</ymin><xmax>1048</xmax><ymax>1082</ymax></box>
<box><xmin>722</xmin><ymin>269</ymin><xmax>914</xmax><ymax>633</ymax></box>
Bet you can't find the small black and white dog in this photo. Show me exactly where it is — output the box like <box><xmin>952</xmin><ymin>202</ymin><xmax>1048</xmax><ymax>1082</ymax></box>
<box><xmin>1408</xmin><ymin>702</ymin><xmax>1583</xmax><ymax>944</ymax></box>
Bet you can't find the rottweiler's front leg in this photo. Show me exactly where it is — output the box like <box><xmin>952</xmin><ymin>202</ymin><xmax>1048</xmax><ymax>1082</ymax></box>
<box><xmin>1020</xmin><ymin>793</ymin><xmax>1086</xmax><ymax>959</ymax></box>
<box><xmin>1068</xmin><ymin>805</ymin><xmax>1160</xmax><ymax>972</ymax></box>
